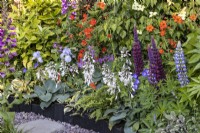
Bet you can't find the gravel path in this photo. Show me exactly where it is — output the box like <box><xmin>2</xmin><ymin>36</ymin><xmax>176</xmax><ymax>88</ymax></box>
<box><xmin>14</xmin><ymin>112</ymin><xmax>98</xmax><ymax>133</ymax></box>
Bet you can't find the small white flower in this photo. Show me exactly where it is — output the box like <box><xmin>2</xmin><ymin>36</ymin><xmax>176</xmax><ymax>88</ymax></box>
<box><xmin>167</xmin><ymin>0</ymin><xmax>174</xmax><ymax>6</ymax></box>
<box><xmin>178</xmin><ymin>7</ymin><xmax>187</xmax><ymax>20</ymax></box>
<box><xmin>132</xmin><ymin>0</ymin><xmax>145</xmax><ymax>11</ymax></box>
<box><xmin>137</xmin><ymin>30</ymin><xmax>142</xmax><ymax>35</ymax></box>
<box><xmin>82</xmin><ymin>51</ymin><xmax>95</xmax><ymax>86</ymax></box>
<box><xmin>102</xmin><ymin>64</ymin><xmax>120</xmax><ymax>95</ymax></box>
<box><xmin>149</xmin><ymin>12</ymin><xmax>158</xmax><ymax>18</ymax></box>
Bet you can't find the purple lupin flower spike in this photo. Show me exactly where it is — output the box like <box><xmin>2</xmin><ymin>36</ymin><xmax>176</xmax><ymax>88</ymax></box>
<box><xmin>133</xmin><ymin>25</ymin><xmax>139</xmax><ymax>43</ymax></box>
<box><xmin>148</xmin><ymin>37</ymin><xmax>166</xmax><ymax>85</ymax></box>
<box><xmin>132</xmin><ymin>25</ymin><xmax>144</xmax><ymax>76</ymax></box>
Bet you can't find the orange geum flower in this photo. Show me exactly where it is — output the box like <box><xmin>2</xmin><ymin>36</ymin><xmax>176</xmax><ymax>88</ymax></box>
<box><xmin>159</xmin><ymin>20</ymin><xmax>167</xmax><ymax>30</ymax></box>
<box><xmin>189</xmin><ymin>14</ymin><xmax>197</xmax><ymax>21</ymax></box>
<box><xmin>159</xmin><ymin>49</ymin><xmax>164</xmax><ymax>54</ymax></box>
<box><xmin>172</xmin><ymin>14</ymin><xmax>183</xmax><ymax>24</ymax></box>
<box><xmin>97</xmin><ymin>2</ymin><xmax>106</xmax><ymax>10</ymax></box>
<box><xmin>146</xmin><ymin>25</ymin><xmax>154</xmax><ymax>32</ymax></box>
<box><xmin>160</xmin><ymin>30</ymin><xmax>166</xmax><ymax>36</ymax></box>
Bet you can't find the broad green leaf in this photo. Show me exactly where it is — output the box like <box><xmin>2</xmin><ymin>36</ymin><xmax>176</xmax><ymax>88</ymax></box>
<box><xmin>34</xmin><ymin>86</ymin><xmax>45</xmax><ymax>95</ymax></box>
<box><xmin>111</xmin><ymin>24</ymin><xmax>117</xmax><ymax>32</ymax></box>
<box><xmin>193</xmin><ymin>63</ymin><xmax>200</xmax><ymax>72</ymax></box>
<box><xmin>56</xmin><ymin>94</ymin><xmax>70</xmax><ymax>103</ymax></box>
<box><xmin>189</xmin><ymin>54</ymin><xmax>200</xmax><ymax>64</ymax></box>
<box><xmin>109</xmin><ymin>112</ymin><xmax>127</xmax><ymax>122</ymax></box>
<box><xmin>124</xmin><ymin>126</ymin><xmax>135</xmax><ymax>133</ymax></box>
<box><xmin>133</xmin><ymin>122</ymin><xmax>140</xmax><ymax>131</ymax></box>
<box><xmin>39</xmin><ymin>93</ymin><xmax>52</xmax><ymax>102</ymax></box>
<box><xmin>120</xmin><ymin>30</ymin><xmax>126</xmax><ymax>38</ymax></box>
<box><xmin>40</xmin><ymin>101</ymin><xmax>52</xmax><ymax>109</ymax></box>
<box><xmin>22</xmin><ymin>56</ymin><xmax>28</xmax><ymax>67</ymax></box>
<box><xmin>36</xmin><ymin>44</ymin><xmax>43</xmax><ymax>50</ymax></box>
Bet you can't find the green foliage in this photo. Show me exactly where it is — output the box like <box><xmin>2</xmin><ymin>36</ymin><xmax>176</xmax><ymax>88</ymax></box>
<box><xmin>187</xmin><ymin>76</ymin><xmax>200</xmax><ymax>100</ymax></box>
<box><xmin>183</xmin><ymin>29</ymin><xmax>200</xmax><ymax>76</ymax></box>
<box><xmin>155</xmin><ymin>111</ymin><xmax>200</xmax><ymax>133</ymax></box>
<box><xmin>10</xmin><ymin>0</ymin><xmax>63</xmax><ymax>69</ymax></box>
<box><xmin>0</xmin><ymin>84</ymin><xmax>23</xmax><ymax>133</ymax></box>
<box><xmin>25</xmin><ymin>79</ymin><xmax>73</xmax><ymax>109</ymax></box>
<box><xmin>74</xmin><ymin>86</ymin><xmax>115</xmax><ymax>121</ymax></box>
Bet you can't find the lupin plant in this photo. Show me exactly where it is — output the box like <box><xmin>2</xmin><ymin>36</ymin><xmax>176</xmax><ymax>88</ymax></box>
<box><xmin>132</xmin><ymin>25</ymin><xmax>144</xmax><ymax>76</ymax></box>
<box><xmin>0</xmin><ymin>0</ymin><xmax>18</xmax><ymax>78</ymax></box>
<box><xmin>173</xmin><ymin>41</ymin><xmax>189</xmax><ymax>87</ymax></box>
<box><xmin>148</xmin><ymin>37</ymin><xmax>165</xmax><ymax>85</ymax></box>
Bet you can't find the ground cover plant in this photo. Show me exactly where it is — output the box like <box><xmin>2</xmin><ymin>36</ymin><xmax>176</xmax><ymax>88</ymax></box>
<box><xmin>1</xmin><ymin>0</ymin><xmax>200</xmax><ymax>133</ymax></box>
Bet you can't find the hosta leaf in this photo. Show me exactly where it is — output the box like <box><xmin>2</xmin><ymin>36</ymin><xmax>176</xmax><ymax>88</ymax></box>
<box><xmin>39</xmin><ymin>93</ymin><xmax>52</xmax><ymax>102</ymax></box>
<box><xmin>40</xmin><ymin>101</ymin><xmax>52</xmax><ymax>109</ymax></box>
<box><xmin>34</xmin><ymin>86</ymin><xmax>45</xmax><ymax>95</ymax></box>
<box><xmin>44</xmin><ymin>79</ymin><xmax>57</xmax><ymax>93</ymax></box>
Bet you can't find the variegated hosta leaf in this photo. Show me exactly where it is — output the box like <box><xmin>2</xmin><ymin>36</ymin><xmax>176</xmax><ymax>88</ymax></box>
<box><xmin>11</xmin><ymin>79</ymin><xmax>29</xmax><ymax>92</ymax></box>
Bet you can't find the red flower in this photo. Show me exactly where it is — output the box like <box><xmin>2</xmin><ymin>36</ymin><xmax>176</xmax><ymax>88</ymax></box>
<box><xmin>89</xmin><ymin>18</ymin><xmax>97</xmax><ymax>26</ymax></box>
<box><xmin>82</xmin><ymin>13</ymin><xmax>87</xmax><ymax>22</ymax></box>
<box><xmin>84</xmin><ymin>28</ymin><xmax>93</xmax><ymax>36</ymax></box>
<box><xmin>79</xmin><ymin>49</ymin><xmax>85</xmax><ymax>54</ymax></box>
<box><xmin>168</xmin><ymin>39</ymin><xmax>177</xmax><ymax>48</ymax></box>
<box><xmin>78</xmin><ymin>53</ymin><xmax>84</xmax><ymax>61</ymax></box>
<box><xmin>86</xmin><ymin>34</ymin><xmax>92</xmax><ymax>39</ymax></box>
<box><xmin>107</xmin><ymin>34</ymin><xmax>112</xmax><ymax>38</ymax></box>
<box><xmin>102</xmin><ymin>47</ymin><xmax>107</xmax><ymax>53</ymax></box>
<box><xmin>81</xmin><ymin>40</ymin><xmax>87</xmax><ymax>46</ymax></box>
<box><xmin>70</xmin><ymin>15</ymin><xmax>75</xmax><ymax>20</ymax></box>
<box><xmin>78</xmin><ymin>49</ymin><xmax>85</xmax><ymax>61</ymax></box>
<box><xmin>90</xmin><ymin>82</ymin><xmax>96</xmax><ymax>90</ymax></box>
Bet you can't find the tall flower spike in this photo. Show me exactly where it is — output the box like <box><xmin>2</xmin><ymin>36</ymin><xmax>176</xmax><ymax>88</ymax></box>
<box><xmin>132</xmin><ymin>25</ymin><xmax>144</xmax><ymax>76</ymax></box>
<box><xmin>148</xmin><ymin>37</ymin><xmax>165</xmax><ymax>85</ymax></box>
<box><xmin>174</xmin><ymin>41</ymin><xmax>189</xmax><ymax>87</ymax></box>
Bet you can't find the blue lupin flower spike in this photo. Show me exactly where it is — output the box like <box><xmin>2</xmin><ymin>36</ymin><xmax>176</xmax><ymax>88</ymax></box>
<box><xmin>174</xmin><ymin>41</ymin><xmax>189</xmax><ymax>87</ymax></box>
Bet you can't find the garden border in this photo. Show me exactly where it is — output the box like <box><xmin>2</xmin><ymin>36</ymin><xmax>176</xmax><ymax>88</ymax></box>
<box><xmin>8</xmin><ymin>97</ymin><xmax>124</xmax><ymax>133</ymax></box>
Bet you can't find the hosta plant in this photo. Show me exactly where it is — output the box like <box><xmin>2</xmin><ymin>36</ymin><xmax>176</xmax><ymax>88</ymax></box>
<box><xmin>25</xmin><ymin>79</ymin><xmax>73</xmax><ymax>109</ymax></box>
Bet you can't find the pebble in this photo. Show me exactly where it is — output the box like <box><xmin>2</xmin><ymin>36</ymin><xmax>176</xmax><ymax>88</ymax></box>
<box><xmin>13</xmin><ymin>112</ymin><xmax>98</xmax><ymax>133</ymax></box>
